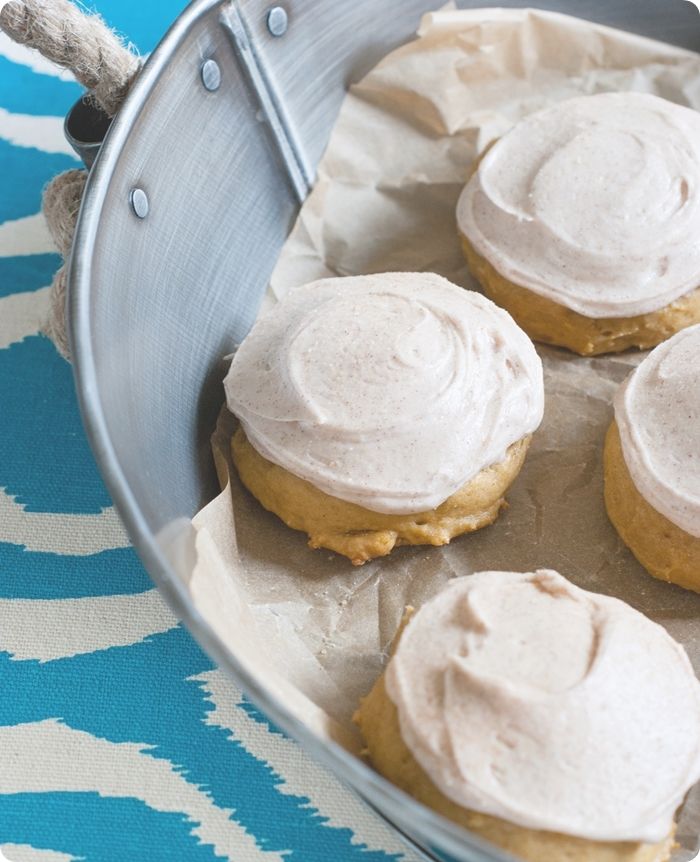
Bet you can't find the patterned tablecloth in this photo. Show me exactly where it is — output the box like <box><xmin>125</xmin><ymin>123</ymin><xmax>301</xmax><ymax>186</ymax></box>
<box><xmin>0</xmin><ymin>2</ymin><xmax>419</xmax><ymax>859</ymax></box>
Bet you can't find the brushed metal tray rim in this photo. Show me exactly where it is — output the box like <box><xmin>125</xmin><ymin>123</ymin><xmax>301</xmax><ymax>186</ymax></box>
<box><xmin>67</xmin><ymin>1</ymin><xmax>511</xmax><ymax>860</ymax></box>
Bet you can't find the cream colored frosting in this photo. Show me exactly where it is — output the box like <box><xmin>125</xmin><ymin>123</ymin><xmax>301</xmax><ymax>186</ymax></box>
<box><xmin>457</xmin><ymin>92</ymin><xmax>700</xmax><ymax>318</ymax></box>
<box><xmin>224</xmin><ymin>272</ymin><xmax>543</xmax><ymax>514</ymax></box>
<box><xmin>614</xmin><ymin>324</ymin><xmax>700</xmax><ymax>538</ymax></box>
<box><xmin>385</xmin><ymin>569</ymin><xmax>700</xmax><ymax>843</ymax></box>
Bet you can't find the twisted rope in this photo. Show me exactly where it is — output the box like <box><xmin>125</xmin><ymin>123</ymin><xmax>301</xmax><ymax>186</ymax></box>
<box><xmin>0</xmin><ymin>0</ymin><xmax>140</xmax><ymax>116</ymax></box>
<box><xmin>41</xmin><ymin>169</ymin><xmax>88</xmax><ymax>359</ymax></box>
<box><xmin>0</xmin><ymin>0</ymin><xmax>141</xmax><ymax>358</ymax></box>
<box><xmin>43</xmin><ymin>167</ymin><xmax>87</xmax><ymax>257</ymax></box>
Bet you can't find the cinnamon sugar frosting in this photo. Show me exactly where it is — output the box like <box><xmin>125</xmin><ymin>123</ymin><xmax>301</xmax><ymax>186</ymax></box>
<box><xmin>457</xmin><ymin>92</ymin><xmax>700</xmax><ymax>318</ymax></box>
<box><xmin>614</xmin><ymin>323</ymin><xmax>700</xmax><ymax>537</ymax></box>
<box><xmin>385</xmin><ymin>570</ymin><xmax>700</xmax><ymax>842</ymax></box>
<box><xmin>224</xmin><ymin>273</ymin><xmax>543</xmax><ymax>515</ymax></box>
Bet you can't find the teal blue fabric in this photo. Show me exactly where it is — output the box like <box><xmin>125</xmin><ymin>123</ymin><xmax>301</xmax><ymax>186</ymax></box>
<box><xmin>0</xmin><ymin>4</ymin><xmax>413</xmax><ymax>860</ymax></box>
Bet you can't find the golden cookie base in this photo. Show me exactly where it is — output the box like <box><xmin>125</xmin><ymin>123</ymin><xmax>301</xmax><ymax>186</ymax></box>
<box><xmin>459</xmin><ymin>233</ymin><xmax>700</xmax><ymax>356</ymax></box>
<box><xmin>354</xmin><ymin>611</ymin><xmax>675</xmax><ymax>862</ymax></box>
<box><xmin>231</xmin><ymin>427</ymin><xmax>530</xmax><ymax>565</ymax></box>
<box><xmin>604</xmin><ymin>421</ymin><xmax>700</xmax><ymax>592</ymax></box>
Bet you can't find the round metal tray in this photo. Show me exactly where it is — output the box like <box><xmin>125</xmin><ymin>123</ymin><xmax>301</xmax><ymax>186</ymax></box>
<box><xmin>68</xmin><ymin>2</ymin><xmax>700</xmax><ymax>859</ymax></box>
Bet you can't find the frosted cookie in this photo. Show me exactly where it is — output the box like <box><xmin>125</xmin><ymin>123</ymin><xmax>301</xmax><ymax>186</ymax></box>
<box><xmin>457</xmin><ymin>93</ymin><xmax>700</xmax><ymax>356</ymax></box>
<box><xmin>355</xmin><ymin>570</ymin><xmax>700</xmax><ymax>862</ymax></box>
<box><xmin>224</xmin><ymin>273</ymin><xmax>544</xmax><ymax>564</ymax></box>
<box><xmin>605</xmin><ymin>324</ymin><xmax>700</xmax><ymax>591</ymax></box>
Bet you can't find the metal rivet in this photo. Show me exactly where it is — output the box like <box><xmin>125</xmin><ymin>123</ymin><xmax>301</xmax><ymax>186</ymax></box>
<box><xmin>129</xmin><ymin>187</ymin><xmax>149</xmax><ymax>219</ymax></box>
<box><xmin>266</xmin><ymin>6</ymin><xmax>288</xmax><ymax>37</ymax></box>
<box><xmin>201</xmin><ymin>58</ymin><xmax>221</xmax><ymax>91</ymax></box>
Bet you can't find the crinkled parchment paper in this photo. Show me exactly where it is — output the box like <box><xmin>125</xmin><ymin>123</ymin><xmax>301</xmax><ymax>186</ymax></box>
<box><xmin>189</xmin><ymin>8</ymin><xmax>700</xmax><ymax>856</ymax></box>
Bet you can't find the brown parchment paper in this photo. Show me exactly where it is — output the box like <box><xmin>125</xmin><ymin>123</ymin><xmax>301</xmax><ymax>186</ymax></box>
<box><xmin>189</xmin><ymin>8</ymin><xmax>700</xmax><ymax>857</ymax></box>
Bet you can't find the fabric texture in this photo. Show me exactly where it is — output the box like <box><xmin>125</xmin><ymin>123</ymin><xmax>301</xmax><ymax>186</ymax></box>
<box><xmin>0</xmin><ymin>3</ymin><xmax>416</xmax><ymax>859</ymax></box>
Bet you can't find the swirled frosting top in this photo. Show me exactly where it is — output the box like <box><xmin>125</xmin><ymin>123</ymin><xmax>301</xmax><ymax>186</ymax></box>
<box><xmin>224</xmin><ymin>273</ymin><xmax>543</xmax><ymax>514</ymax></box>
<box><xmin>385</xmin><ymin>569</ymin><xmax>700</xmax><ymax>842</ymax></box>
<box><xmin>614</xmin><ymin>323</ymin><xmax>700</xmax><ymax>537</ymax></box>
<box><xmin>457</xmin><ymin>92</ymin><xmax>700</xmax><ymax>318</ymax></box>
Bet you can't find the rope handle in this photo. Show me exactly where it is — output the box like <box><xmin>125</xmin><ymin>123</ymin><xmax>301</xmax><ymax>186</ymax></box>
<box><xmin>0</xmin><ymin>0</ymin><xmax>142</xmax><ymax>358</ymax></box>
<box><xmin>0</xmin><ymin>0</ymin><xmax>140</xmax><ymax>116</ymax></box>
